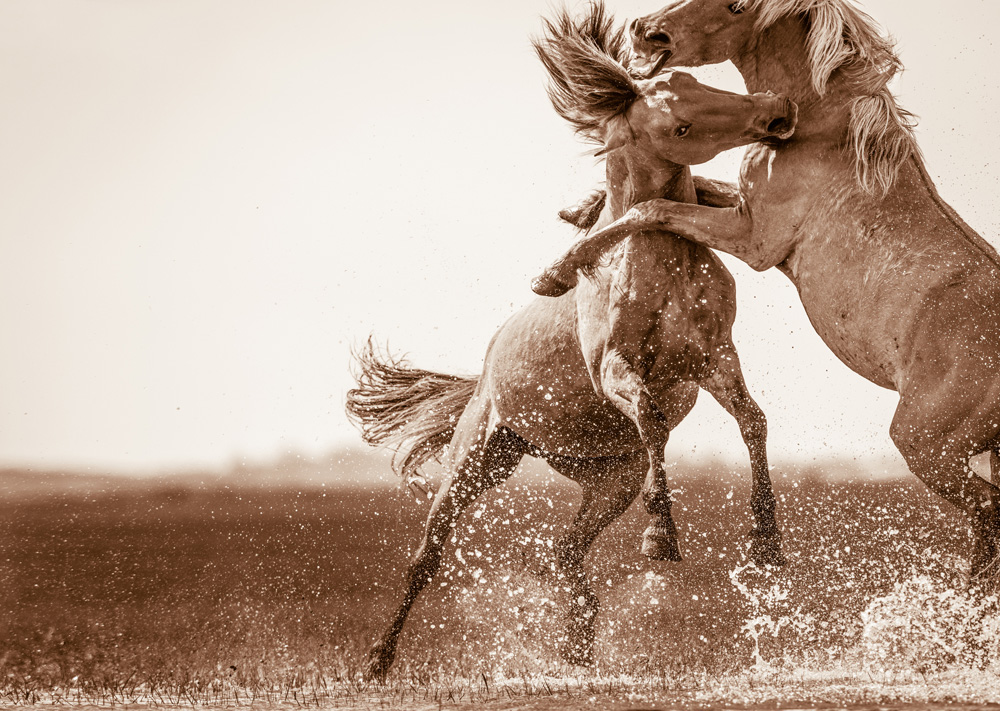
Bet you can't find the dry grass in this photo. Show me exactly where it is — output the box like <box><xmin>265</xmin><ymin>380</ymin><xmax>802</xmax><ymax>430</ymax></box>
<box><xmin>1</xmin><ymin>460</ymin><xmax>999</xmax><ymax>708</ymax></box>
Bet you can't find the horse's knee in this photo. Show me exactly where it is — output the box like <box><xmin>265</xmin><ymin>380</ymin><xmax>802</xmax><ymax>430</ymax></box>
<box><xmin>743</xmin><ymin>406</ymin><xmax>767</xmax><ymax>441</ymax></box>
<box><xmin>570</xmin><ymin>585</ymin><xmax>599</xmax><ymax>617</ymax></box>
<box><xmin>598</xmin><ymin>351</ymin><xmax>631</xmax><ymax>397</ymax></box>
<box><xmin>890</xmin><ymin>418</ymin><xmax>955</xmax><ymax>481</ymax></box>
<box><xmin>730</xmin><ymin>390</ymin><xmax>766</xmax><ymax>434</ymax></box>
<box><xmin>889</xmin><ymin>410</ymin><xmax>960</xmax><ymax>463</ymax></box>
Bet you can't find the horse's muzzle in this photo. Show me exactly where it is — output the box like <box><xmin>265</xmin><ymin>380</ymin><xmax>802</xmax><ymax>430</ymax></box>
<box><xmin>756</xmin><ymin>97</ymin><xmax>798</xmax><ymax>140</ymax></box>
<box><xmin>629</xmin><ymin>18</ymin><xmax>674</xmax><ymax>78</ymax></box>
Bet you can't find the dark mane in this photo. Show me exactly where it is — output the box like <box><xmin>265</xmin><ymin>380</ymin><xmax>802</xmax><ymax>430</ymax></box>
<box><xmin>532</xmin><ymin>2</ymin><xmax>637</xmax><ymax>146</ymax></box>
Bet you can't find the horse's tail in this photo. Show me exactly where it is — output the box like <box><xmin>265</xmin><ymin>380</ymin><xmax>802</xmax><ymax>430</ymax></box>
<box><xmin>345</xmin><ymin>339</ymin><xmax>478</xmax><ymax>481</ymax></box>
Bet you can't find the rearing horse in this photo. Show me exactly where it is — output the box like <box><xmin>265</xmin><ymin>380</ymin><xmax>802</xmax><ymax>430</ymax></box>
<box><xmin>532</xmin><ymin>0</ymin><xmax>1000</xmax><ymax>582</ymax></box>
<box><xmin>347</xmin><ymin>4</ymin><xmax>797</xmax><ymax>680</ymax></box>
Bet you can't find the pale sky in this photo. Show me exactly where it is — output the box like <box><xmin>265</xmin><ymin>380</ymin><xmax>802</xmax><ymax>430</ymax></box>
<box><xmin>2</xmin><ymin>0</ymin><xmax>999</xmax><ymax>472</ymax></box>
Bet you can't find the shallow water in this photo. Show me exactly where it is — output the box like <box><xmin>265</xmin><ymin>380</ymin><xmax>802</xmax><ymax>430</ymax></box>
<box><xmin>2</xmin><ymin>467</ymin><xmax>999</xmax><ymax>708</ymax></box>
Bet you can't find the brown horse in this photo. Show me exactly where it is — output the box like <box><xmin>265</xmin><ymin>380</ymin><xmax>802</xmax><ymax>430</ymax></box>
<box><xmin>531</xmin><ymin>0</ymin><xmax>1000</xmax><ymax>583</ymax></box>
<box><xmin>347</xmin><ymin>4</ymin><xmax>796</xmax><ymax>680</ymax></box>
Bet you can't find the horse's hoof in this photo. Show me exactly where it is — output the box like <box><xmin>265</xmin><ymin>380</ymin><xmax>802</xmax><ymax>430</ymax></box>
<box><xmin>364</xmin><ymin>641</ymin><xmax>396</xmax><ymax>682</ymax></box>
<box><xmin>641</xmin><ymin>524</ymin><xmax>682</xmax><ymax>561</ymax></box>
<box><xmin>560</xmin><ymin>645</ymin><xmax>594</xmax><ymax>667</ymax></box>
<box><xmin>749</xmin><ymin>531</ymin><xmax>786</xmax><ymax>567</ymax></box>
<box><xmin>559</xmin><ymin>633</ymin><xmax>595</xmax><ymax>666</ymax></box>
<box><xmin>531</xmin><ymin>270</ymin><xmax>575</xmax><ymax>297</ymax></box>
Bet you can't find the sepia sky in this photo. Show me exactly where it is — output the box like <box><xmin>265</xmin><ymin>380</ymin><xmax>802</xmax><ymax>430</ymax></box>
<box><xmin>2</xmin><ymin>0</ymin><xmax>999</xmax><ymax>472</ymax></box>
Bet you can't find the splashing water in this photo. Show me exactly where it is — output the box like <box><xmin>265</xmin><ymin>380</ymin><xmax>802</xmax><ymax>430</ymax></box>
<box><xmin>728</xmin><ymin>562</ymin><xmax>815</xmax><ymax>671</ymax></box>
<box><xmin>861</xmin><ymin>572</ymin><xmax>1000</xmax><ymax>673</ymax></box>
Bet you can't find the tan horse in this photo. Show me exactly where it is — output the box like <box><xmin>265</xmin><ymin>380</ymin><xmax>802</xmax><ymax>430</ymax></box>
<box><xmin>532</xmin><ymin>0</ymin><xmax>1000</xmax><ymax>582</ymax></box>
<box><xmin>347</xmin><ymin>5</ymin><xmax>797</xmax><ymax>680</ymax></box>
<box><xmin>535</xmin><ymin>4</ymin><xmax>795</xmax><ymax>565</ymax></box>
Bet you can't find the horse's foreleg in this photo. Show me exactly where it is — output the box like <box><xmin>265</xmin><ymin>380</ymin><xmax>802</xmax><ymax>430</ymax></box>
<box><xmin>365</xmin><ymin>425</ymin><xmax>526</xmax><ymax>681</ymax></box>
<box><xmin>702</xmin><ymin>345</ymin><xmax>784</xmax><ymax>566</ymax></box>
<box><xmin>546</xmin><ymin>453</ymin><xmax>643</xmax><ymax>666</ymax></box>
<box><xmin>692</xmin><ymin>176</ymin><xmax>740</xmax><ymax>208</ymax></box>
<box><xmin>532</xmin><ymin>202</ymin><xmax>762</xmax><ymax>298</ymax></box>
<box><xmin>599</xmin><ymin>350</ymin><xmax>681</xmax><ymax>561</ymax></box>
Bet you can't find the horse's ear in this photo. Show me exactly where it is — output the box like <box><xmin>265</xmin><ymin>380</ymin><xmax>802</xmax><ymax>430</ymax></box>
<box><xmin>601</xmin><ymin>113</ymin><xmax>635</xmax><ymax>153</ymax></box>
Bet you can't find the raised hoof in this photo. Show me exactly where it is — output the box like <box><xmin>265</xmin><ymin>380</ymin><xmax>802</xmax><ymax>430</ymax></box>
<box><xmin>641</xmin><ymin>524</ymin><xmax>682</xmax><ymax>561</ymax></box>
<box><xmin>531</xmin><ymin>269</ymin><xmax>576</xmax><ymax>297</ymax></box>
<box><xmin>749</xmin><ymin>530</ymin><xmax>786</xmax><ymax>567</ymax></box>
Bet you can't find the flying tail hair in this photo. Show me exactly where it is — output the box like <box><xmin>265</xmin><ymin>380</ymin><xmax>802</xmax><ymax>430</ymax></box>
<box><xmin>345</xmin><ymin>339</ymin><xmax>478</xmax><ymax>482</ymax></box>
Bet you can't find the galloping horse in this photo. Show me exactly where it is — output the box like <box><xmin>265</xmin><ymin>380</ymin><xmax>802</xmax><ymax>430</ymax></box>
<box><xmin>347</xmin><ymin>4</ymin><xmax>796</xmax><ymax>680</ymax></box>
<box><xmin>531</xmin><ymin>0</ymin><xmax>1000</xmax><ymax>582</ymax></box>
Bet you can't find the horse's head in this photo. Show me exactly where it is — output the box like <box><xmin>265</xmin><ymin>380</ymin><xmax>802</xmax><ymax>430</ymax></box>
<box><xmin>534</xmin><ymin>3</ymin><xmax>794</xmax><ymax>168</ymax></box>
<box><xmin>608</xmin><ymin>70</ymin><xmax>797</xmax><ymax>165</ymax></box>
<box><xmin>630</xmin><ymin>0</ymin><xmax>758</xmax><ymax>78</ymax></box>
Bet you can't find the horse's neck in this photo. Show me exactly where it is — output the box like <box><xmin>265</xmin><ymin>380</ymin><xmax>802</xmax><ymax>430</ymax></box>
<box><xmin>735</xmin><ymin>16</ymin><xmax>852</xmax><ymax>140</ymax></box>
<box><xmin>606</xmin><ymin>150</ymin><xmax>692</xmax><ymax>219</ymax></box>
<box><xmin>737</xmin><ymin>17</ymin><xmax>813</xmax><ymax>100</ymax></box>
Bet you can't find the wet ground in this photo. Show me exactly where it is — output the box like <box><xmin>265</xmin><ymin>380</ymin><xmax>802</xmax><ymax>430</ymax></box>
<box><xmin>1</xmin><ymin>463</ymin><xmax>999</xmax><ymax>707</ymax></box>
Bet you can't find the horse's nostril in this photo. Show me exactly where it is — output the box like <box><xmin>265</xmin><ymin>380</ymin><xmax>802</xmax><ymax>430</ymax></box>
<box><xmin>767</xmin><ymin>118</ymin><xmax>788</xmax><ymax>134</ymax></box>
<box><xmin>646</xmin><ymin>31</ymin><xmax>671</xmax><ymax>45</ymax></box>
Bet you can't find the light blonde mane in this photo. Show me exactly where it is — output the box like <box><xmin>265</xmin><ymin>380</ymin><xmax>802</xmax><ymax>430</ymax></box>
<box><xmin>738</xmin><ymin>0</ymin><xmax>920</xmax><ymax>195</ymax></box>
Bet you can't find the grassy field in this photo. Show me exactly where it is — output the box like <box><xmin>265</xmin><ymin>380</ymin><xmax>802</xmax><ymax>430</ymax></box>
<box><xmin>2</xmin><ymin>456</ymin><xmax>1000</xmax><ymax>708</ymax></box>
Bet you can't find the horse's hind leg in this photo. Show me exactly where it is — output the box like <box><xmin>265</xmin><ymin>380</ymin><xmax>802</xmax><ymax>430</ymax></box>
<box><xmin>890</xmin><ymin>395</ymin><xmax>1000</xmax><ymax>585</ymax></box>
<box><xmin>545</xmin><ymin>452</ymin><xmax>644</xmax><ymax>665</ymax></box>
<box><xmin>702</xmin><ymin>344</ymin><xmax>784</xmax><ymax>566</ymax></box>
<box><xmin>600</xmin><ymin>349</ymin><xmax>681</xmax><ymax>561</ymax></box>
<box><xmin>366</xmin><ymin>405</ymin><xmax>527</xmax><ymax>681</ymax></box>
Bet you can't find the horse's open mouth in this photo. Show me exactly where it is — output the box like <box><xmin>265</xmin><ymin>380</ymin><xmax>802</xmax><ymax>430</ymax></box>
<box><xmin>631</xmin><ymin>50</ymin><xmax>672</xmax><ymax>79</ymax></box>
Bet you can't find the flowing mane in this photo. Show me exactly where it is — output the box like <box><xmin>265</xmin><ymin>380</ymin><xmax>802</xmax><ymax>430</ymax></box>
<box><xmin>737</xmin><ymin>0</ymin><xmax>920</xmax><ymax>195</ymax></box>
<box><xmin>532</xmin><ymin>2</ymin><xmax>637</xmax><ymax>147</ymax></box>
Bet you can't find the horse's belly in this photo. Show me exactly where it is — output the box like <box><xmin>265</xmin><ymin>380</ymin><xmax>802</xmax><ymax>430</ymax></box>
<box><xmin>785</xmin><ymin>264</ymin><xmax>900</xmax><ymax>391</ymax></box>
<box><xmin>651</xmin><ymin>304</ymin><xmax>725</xmax><ymax>380</ymax></box>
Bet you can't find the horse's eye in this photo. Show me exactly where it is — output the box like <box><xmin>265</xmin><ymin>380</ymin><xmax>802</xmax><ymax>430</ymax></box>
<box><xmin>674</xmin><ymin>125</ymin><xmax>691</xmax><ymax>137</ymax></box>
<box><xmin>728</xmin><ymin>2</ymin><xmax>744</xmax><ymax>13</ymax></box>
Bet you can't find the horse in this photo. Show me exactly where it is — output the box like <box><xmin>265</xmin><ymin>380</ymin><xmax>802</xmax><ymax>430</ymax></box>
<box><xmin>530</xmin><ymin>0</ymin><xmax>1000</xmax><ymax>583</ymax></box>
<box><xmin>346</xmin><ymin>3</ymin><xmax>797</xmax><ymax>680</ymax></box>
